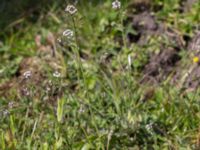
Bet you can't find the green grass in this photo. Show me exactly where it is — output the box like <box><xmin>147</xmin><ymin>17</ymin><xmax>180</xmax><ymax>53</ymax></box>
<box><xmin>1</xmin><ymin>0</ymin><xmax>200</xmax><ymax>149</ymax></box>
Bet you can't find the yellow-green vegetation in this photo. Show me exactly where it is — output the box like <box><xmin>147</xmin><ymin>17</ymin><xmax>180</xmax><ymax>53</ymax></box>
<box><xmin>1</xmin><ymin>0</ymin><xmax>200</xmax><ymax>149</ymax></box>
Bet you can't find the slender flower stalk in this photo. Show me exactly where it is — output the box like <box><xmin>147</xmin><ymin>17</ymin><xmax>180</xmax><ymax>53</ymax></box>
<box><xmin>70</xmin><ymin>14</ymin><xmax>87</xmax><ymax>85</ymax></box>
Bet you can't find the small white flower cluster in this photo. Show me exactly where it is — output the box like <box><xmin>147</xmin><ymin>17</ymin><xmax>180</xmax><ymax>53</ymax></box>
<box><xmin>1</xmin><ymin>110</ymin><xmax>10</xmax><ymax>117</ymax></box>
<box><xmin>53</xmin><ymin>71</ymin><xmax>61</xmax><ymax>78</ymax></box>
<box><xmin>57</xmin><ymin>38</ymin><xmax>62</xmax><ymax>43</ymax></box>
<box><xmin>145</xmin><ymin>122</ymin><xmax>154</xmax><ymax>135</ymax></box>
<box><xmin>65</xmin><ymin>5</ymin><xmax>77</xmax><ymax>15</ymax></box>
<box><xmin>22</xmin><ymin>87</ymin><xmax>30</xmax><ymax>96</ymax></box>
<box><xmin>63</xmin><ymin>29</ymin><xmax>74</xmax><ymax>38</ymax></box>
<box><xmin>79</xmin><ymin>104</ymin><xmax>85</xmax><ymax>113</ymax></box>
<box><xmin>46</xmin><ymin>86</ymin><xmax>51</xmax><ymax>93</ymax></box>
<box><xmin>63</xmin><ymin>5</ymin><xmax>77</xmax><ymax>39</ymax></box>
<box><xmin>62</xmin><ymin>4</ymin><xmax>78</xmax><ymax>39</ymax></box>
<box><xmin>23</xmin><ymin>70</ymin><xmax>32</xmax><ymax>79</ymax></box>
<box><xmin>8</xmin><ymin>101</ymin><xmax>14</xmax><ymax>109</ymax></box>
<box><xmin>112</xmin><ymin>0</ymin><xmax>121</xmax><ymax>10</ymax></box>
<box><xmin>62</xmin><ymin>1</ymin><xmax>121</xmax><ymax>40</ymax></box>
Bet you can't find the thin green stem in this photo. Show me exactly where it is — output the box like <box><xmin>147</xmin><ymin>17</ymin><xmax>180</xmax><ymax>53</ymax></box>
<box><xmin>71</xmin><ymin>16</ymin><xmax>81</xmax><ymax>83</ymax></box>
<box><xmin>71</xmin><ymin>16</ymin><xmax>88</xmax><ymax>90</ymax></box>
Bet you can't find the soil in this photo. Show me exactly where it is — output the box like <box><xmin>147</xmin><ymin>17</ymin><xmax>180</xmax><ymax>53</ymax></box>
<box><xmin>0</xmin><ymin>33</ymin><xmax>64</xmax><ymax>102</ymax></box>
<box><xmin>126</xmin><ymin>0</ymin><xmax>200</xmax><ymax>91</ymax></box>
<box><xmin>173</xmin><ymin>32</ymin><xmax>200</xmax><ymax>90</ymax></box>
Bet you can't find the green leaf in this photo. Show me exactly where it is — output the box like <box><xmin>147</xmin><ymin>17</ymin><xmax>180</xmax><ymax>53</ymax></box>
<box><xmin>56</xmin><ymin>97</ymin><xmax>65</xmax><ymax>123</ymax></box>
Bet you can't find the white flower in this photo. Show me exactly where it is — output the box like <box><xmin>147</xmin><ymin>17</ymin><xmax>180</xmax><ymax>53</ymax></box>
<box><xmin>8</xmin><ymin>101</ymin><xmax>14</xmax><ymax>109</ymax></box>
<box><xmin>65</xmin><ymin>5</ymin><xmax>77</xmax><ymax>15</ymax></box>
<box><xmin>112</xmin><ymin>0</ymin><xmax>121</xmax><ymax>9</ymax></box>
<box><xmin>146</xmin><ymin>123</ymin><xmax>153</xmax><ymax>134</ymax></box>
<box><xmin>23</xmin><ymin>71</ymin><xmax>32</xmax><ymax>79</ymax></box>
<box><xmin>63</xmin><ymin>29</ymin><xmax>74</xmax><ymax>38</ymax></box>
<box><xmin>22</xmin><ymin>87</ymin><xmax>30</xmax><ymax>96</ymax></box>
<box><xmin>46</xmin><ymin>86</ymin><xmax>51</xmax><ymax>93</ymax></box>
<box><xmin>3</xmin><ymin>110</ymin><xmax>10</xmax><ymax>116</ymax></box>
<box><xmin>48</xmin><ymin>80</ymin><xmax>53</xmax><ymax>86</ymax></box>
<box><xmin>57</xmin><ymin>38</ymin><xmax>61</xmax><ymax>43</ymax></box>
<box><xmin>79</xmin><ymin>105</ymin><xmax>86</xmax><ymax>113</ymax></box>
<box><xmin>53</xmin><ymin>71</ymin><xmax>61</xmax><ymax>78</ymax></box>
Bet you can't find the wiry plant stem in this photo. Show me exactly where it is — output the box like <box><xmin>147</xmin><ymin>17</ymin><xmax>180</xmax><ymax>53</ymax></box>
<box><xmin>71</xmin><ymin>15</ymin><xmax>88</xmax><ymax>91</ymax></box>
